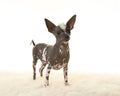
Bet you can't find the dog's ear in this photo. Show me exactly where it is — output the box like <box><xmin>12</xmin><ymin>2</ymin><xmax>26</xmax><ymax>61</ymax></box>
<box><xmin>45</xmin><ymin>18</ymin><xmax>56</xmax><ymax>32</ymax></box>
<box><xmin>66</xmin><ymin>15</ymin><xmax>76</xmax><ymax>30</ymax></box>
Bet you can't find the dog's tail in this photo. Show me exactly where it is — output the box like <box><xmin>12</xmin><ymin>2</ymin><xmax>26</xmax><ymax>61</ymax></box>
<box><xmin>31</xmin><ymin>40</ymin><xmax>36</xmax><ymax>46</ymax></box>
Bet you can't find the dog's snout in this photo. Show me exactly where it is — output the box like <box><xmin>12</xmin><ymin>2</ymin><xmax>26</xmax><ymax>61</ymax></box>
<box><xmin>65</xmin><ymin>34</ymin><xmax>70</xmax><ymax>41</ymax></box>
<box><xmin>65</xmin><ymin>35</ymin><xmax>69</xmax><ymax>39</ymax></box>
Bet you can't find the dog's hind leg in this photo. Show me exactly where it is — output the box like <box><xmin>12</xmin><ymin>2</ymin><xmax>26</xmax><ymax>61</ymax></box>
<box><xmin>39</xmin><ymin>61</ymin><xmax>47</xmax><ymax>77</ymax></box>
<box><xmin>33</xmin><ymin>58</ymin><xmax>38</xmax><ymax>80</ymax></box>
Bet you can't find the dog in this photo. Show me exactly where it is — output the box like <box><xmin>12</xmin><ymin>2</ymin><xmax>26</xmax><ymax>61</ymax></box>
<box><xmin>31</xmin><ymin>15</ymin><xmax>76</xmax><ymax>86</ymax></box>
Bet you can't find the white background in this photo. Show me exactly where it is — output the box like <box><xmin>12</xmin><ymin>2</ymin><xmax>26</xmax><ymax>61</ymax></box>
<box><xmin>0</xmin><ymin>0</ymin><xmax>120</xmax><ymax>73</ymax></box>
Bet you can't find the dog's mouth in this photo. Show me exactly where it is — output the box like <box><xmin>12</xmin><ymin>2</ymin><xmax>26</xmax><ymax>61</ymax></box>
<box><xmin>63</xmin><ymin>38</ymin><xmax>70</xmax><ymax>43</ymax></box>
<box><xmin>65</xmin><ymin>38</ymin><xmax>70</xmax><ymax>41</ymax></box>
<box><xmin>60</xmin><ymin>38</ymin><xmax>69</xmax><ymax>44</ymax></box>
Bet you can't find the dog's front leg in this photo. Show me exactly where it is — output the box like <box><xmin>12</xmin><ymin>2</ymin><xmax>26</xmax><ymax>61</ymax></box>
<box><xmin>44</xmin><ymin>65</ymin><xmax>51</xmax><ymax>86</ymax></box>
<box><xmin>63</xmin><ymin>65</ymin><xmax>69</xmax><ymax>86</ymax></box>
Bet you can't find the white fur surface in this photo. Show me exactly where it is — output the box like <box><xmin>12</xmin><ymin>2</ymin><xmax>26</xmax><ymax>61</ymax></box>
<box><xmin>59</xmin><ymin>23</ymin><xmax>66</xmax><ymax>30</ymax></box>
<box><xmin>1</xmin><ymin>71</ymin><xmax>120</xmax><ymax>96</ymax></box>
<box><xmin>42</xmin><ymin>47</ymin><xmax>47</xmax><ymax>61</ymax></box>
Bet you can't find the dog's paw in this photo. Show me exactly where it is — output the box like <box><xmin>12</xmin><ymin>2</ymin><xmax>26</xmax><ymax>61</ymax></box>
<box><xmin>33</xmin><ymin>76</ymin><xmax>36</xmax><ymax>80</ymax></box>
<box><xmin>40</xmin><ymin>73</ymin><xmax>43</xmax><ymax>77</ymax></box>
<box><xmin>44</xmin><ymin>81</ymin><xmax>49</xmax><ymax>87</ymax></box>
<box><xmin>65</xmin><ymin>82</ymin><xmax>70</xmax><ymax>86</ymax></box>
<box><xmin>44</xmin><ymin>83</ymin><xmax>49</xmax><ymax>87</ymax></box>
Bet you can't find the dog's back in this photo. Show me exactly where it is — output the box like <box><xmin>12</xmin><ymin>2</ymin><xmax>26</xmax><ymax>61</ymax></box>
<box><xmin>32</xmin><ymin>43</ymin><xmax>52</xmax><ymax>63</ymax></box>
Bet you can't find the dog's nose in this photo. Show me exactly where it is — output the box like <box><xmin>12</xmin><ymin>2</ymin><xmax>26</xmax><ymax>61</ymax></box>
<box><xmin>65</xmin><ymin>35</ymin><xmax>70</xmax><ymax>41</ymax></box>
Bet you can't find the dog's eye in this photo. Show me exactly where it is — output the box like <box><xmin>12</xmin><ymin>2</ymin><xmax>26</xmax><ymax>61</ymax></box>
<box><xmin>57</xmin><ymin>31</ymin><xmax>61</xmax><ymax>35</ymax></box>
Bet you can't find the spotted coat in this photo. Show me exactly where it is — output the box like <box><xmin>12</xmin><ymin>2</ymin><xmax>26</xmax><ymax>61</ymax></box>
<box><xmin>32</xmin><ymin>15</ymin><xmax>76</xmax><ymax>86</ymax></box>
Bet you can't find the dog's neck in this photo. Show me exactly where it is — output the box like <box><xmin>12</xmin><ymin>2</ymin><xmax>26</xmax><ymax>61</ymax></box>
<box><xmin>53</xmin><ymin>41</ymin><xmax>69</xmax><ymax>54</ymax></box>
<box><xmin>55</xmin><ymin>41</ymin><xmax>69</xmax><ymax>48</ymax></box>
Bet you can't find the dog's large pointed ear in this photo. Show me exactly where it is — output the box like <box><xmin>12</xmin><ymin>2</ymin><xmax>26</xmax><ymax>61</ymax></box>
<box><xmin>45</xmin><ymin>18</ymin><xmax>56</xmax><ymax>32</ymax></box>
<box><xmin>66</xmin><ymin>15</ymin><xmax>76</xmax><ymax>30</ymax></box>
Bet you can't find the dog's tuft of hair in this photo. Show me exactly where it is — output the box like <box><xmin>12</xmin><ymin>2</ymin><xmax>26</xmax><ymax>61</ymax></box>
<box><xmin>59</xmin><ymin>23</ymin><xmax>66</xmax><ymax>31</ymax></box>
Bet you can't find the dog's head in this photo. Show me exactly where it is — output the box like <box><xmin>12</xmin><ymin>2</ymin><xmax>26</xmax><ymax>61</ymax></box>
<box><xmin>45</xmin><ymin>15</ymin><xmax>76</xmax><ymax>43</ymax></box>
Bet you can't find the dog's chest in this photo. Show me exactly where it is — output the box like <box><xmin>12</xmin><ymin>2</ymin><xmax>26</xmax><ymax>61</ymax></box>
<box><xmin>48</xmin><ymin>44</ymin><xmax>70</xmax><ymax>70</ymax></box>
